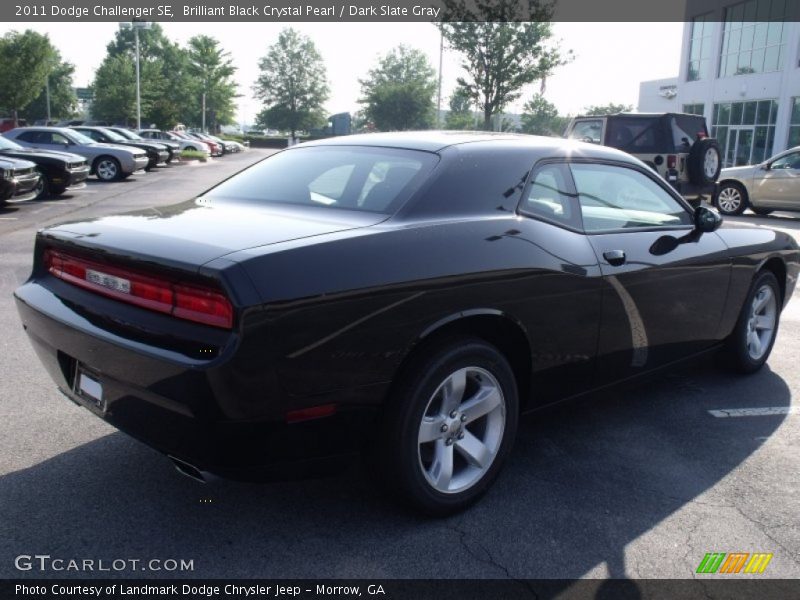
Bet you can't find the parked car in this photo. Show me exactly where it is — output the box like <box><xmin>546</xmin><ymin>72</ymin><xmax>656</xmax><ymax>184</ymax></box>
<box><xmin>0</xmin><ymin>118</ymin><xmax>27</xmax><ymax>133</ymax></box>
<box><xmin>714</xmin><ymin>146</ymin><xmax>800</xmax><ymax>216</ymax></box>
<box><xmin>139</xmin><ymin>129</ymin><xmax>211</xmax><ymax>155</ymax></box>
<box><xmin>177</xmin><ymin>131</ymin><xmax>221</xmax><ymax>156</ymax></box>
<box><xmin>0</xmin><ymin>156</ymin><xmax>40</xmax><ymax>206</ymax></box>
<box><xmin>14</xmin><ymin>132</ymin><xmax>799</xmax><ymax>514</ymax></box>
<box><xmin>71</xmin><ymin>126</ymin><xmax>170</xmax><ymax>170</ymax></box>
<box><xmin>565</xmin><ymin>112</ymin><xmax>721</xmax><ymax>206</ymax></box>
<box><xmin>188</xmin><ymin>131</ymin><xmax>242</xmax><ymax>154</ymax></box>
<box><xmin>106</xmin><ymin>127</ymin><xmax>180</xmax><ymax>163</ymax></box>
<box><xmin>4</xmin><ymin>127</ymin><xmax>148</xmax><ymax>182</ymax></box>
<box><xmin>0</xmin><ymin>134</ymin><xmax>89</xmax><ymax>200</ymax></box>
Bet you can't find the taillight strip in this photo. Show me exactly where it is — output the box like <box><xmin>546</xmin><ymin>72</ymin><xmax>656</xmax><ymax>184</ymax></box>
<box><xmin>43</xmin><ymin>249</ymin><xmax>233</xmax><ymax>329</ymax></box>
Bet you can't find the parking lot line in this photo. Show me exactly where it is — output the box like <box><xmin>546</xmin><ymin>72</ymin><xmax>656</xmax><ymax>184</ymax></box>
<box><xmin>708</xmin><ymin>407</ymin><xmax>798</xmax><ymax>417</ymax></box>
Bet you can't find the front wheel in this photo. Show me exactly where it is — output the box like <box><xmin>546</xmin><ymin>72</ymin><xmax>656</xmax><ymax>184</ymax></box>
<box><xmin>94</xmin><ymin>156</ymin><xmax>121</xmax><ymax>182</ymax></box>
<box><xmin>715</xmin><ymin>182</ymin><xmax>747</xmax><ymax>216</ymax></box>
<box><xmin>720</xmin><ymin>271</ymin><xmax>781</xmax><ymax>374</ymax></box>
<box><xmin>33</xmin><ymin>169</ymin><xmax>50</xmax><ymax>200</ymax></box>
<box><xmin>378</xmin><ymin>338</ymin><xmax>518</xmax><ymax>515</ymax></box>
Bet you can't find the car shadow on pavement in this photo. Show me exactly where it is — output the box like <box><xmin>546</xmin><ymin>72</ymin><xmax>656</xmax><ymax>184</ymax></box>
<box><xmin>0</xmin><ymin>358</ymin><xmax>791</xmax><ymax>586</ymax></box>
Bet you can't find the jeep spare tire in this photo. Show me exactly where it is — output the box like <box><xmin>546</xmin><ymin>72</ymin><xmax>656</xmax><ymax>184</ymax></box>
<box><xmin>688</xmin><ymin>138</ymin><xmax>721</xmax><ymax>185</ymax></box>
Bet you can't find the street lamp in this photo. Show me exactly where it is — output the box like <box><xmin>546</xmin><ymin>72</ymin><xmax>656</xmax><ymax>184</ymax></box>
<box><xmin>119</xmin><ymin>20</ymin><xmax>152</xmax><ymax>130</ymax></box>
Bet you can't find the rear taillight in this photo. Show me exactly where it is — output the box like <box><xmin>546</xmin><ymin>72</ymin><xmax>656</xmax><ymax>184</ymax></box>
<box><xmin>667</xmin><ymin>155</ymin><xmax>677</xmax><ymax>169</ymax></box>
<box><xmin>43</xmin><ymin>249</ymin><xmax>233</xmax><ymax>329</ymax></box>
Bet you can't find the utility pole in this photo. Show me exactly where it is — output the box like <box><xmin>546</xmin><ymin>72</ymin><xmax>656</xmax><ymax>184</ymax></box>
<box><xmin>119</xmin><ymin>20</ymin><xmax>151</xmax><ymax>130</ymax></box>
<box><xmin>436</xmin><ymin>30</ymin><xmax>443</xmax><ymax>128</ymax></box>
<box><xmin>45</xmin><ymin>76</ymin><xmax>51</xmax><ymax>122</ymax></box>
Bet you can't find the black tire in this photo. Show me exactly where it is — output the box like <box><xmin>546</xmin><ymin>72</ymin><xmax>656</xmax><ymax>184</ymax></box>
<box><xmin>720</xmin><ymin>271</ymin><xmax>781</xmax><ymax>374</ymax></box>
<box><xmin>33</xmin><ymin>169</ymin><xmax>50</xmax><ymax>200</ymax></box>
<box><xmin>376</xmin><ymin>337</ymin><xmax>519</xmax><ymax>515</ymax></box>
<box><xmin>752</xmin><ymin>207</ymin><xmax>773</xmax><ymax>216</ymax></box>
<box><xmin>715</xmin><ymin>181</ymin><xmax>748</xmax><ymax>216</ymax></box>
<box><xmin>50</xmin><ymin>185</ymin><xmax>67</xmax><ymax>195</ymax></box>
<box><xmin>688</xmin><ymin>138</ymin><xmax>721</xmax><ymax>185</ymax></box>
<box><xmin>93</xmin><ymin>156</ymin><xmax>121</xmax><ymax>182</ymax></box>
<box><xmin>185</xmin><ymin>146</ymin><xmax>197</xmax><ymax>152</ymax></box>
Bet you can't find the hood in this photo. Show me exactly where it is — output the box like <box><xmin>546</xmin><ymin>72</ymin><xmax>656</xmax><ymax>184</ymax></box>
<box><xmin>0</xmin><ymin>147</ymin><xmax>86</xmax><ymax>163</ymax></box>
<box><xmin>0</xmin><ymin>156</ymin><xmax>36</xmax><ymax>169</ymax></box>
<box><xmin>720</xmin><ymin>164</ymin><xmax>758</xmax><ymax>178</ymax></box>
<box><xmin>40</xmin><ymin>198</ymin><xmax>385</xmax><ymax>272</ymax></box>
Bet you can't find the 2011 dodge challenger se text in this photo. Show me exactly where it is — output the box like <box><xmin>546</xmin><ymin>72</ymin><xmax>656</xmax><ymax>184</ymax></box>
<box><xmin>14</xmin><ymin>132</ymin><xmax>800</xmax><ymax>514</ymax></box>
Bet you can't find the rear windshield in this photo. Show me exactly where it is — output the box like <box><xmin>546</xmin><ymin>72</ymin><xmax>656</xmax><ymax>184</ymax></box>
<box><xmin>605</xmin><ymin>117</ymin><xmax>662</xmax><ymax>153</ymax></box>
<box><xmin>205</xmin><ymin>146</ymin><xmax>438</xmax><ymax>214</ymax></box>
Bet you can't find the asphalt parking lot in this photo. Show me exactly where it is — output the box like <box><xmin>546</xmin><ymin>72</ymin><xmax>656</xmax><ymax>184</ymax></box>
<box><xmin>0</xmin><ymin>155</ymin><xmax>798</xmax><ymax>582</ymax></box>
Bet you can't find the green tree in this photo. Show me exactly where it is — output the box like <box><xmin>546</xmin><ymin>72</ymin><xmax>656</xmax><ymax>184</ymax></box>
<box><xmin>439</xmin><ymin>0</ymin><xmax>570</xmax><ymax>130</ymax></box>
<box><xmin>444</xmin><ymin>86</ymin><xmax>476</xmax><ymax>130</ymax></box>
<box><xmin>253</xmin><ymin>28</ymin><xmax>329</xmax><ymax>140</ymax></box>
<box><xmin>359</xmin><ymin>45</ymin><xmax>437</xmax><ymax>131</ymax></box>
<box><xmin>93</xmin><ymin>24</ymin><xmax>192</xmax><ymax>128</ymax></box>
<box><xmin>20</xmin><ymin>55</ymin><xmax>78</xmax><ymax>122</ymax></box>
<box><xmin>90</xmin><ymin>55</ymin><xmax>137</xmax><ymax>124</ymax></box>
<box><xmin>582</xmin><ymin>103</ymin><xmax>633</xmax><ymax>116</ymax></box>
<box><xmin>187</xmin><ymin>35</ymin><xmax>238</xmax><ymax>132</ymax></box>
<box><xmin>0</xmin><ymin>30</ymin><xmax>57</xmax><ymax>125</ymax></box>
<box><xmin>521</xmin><ymin>94</ymin><xmax>569</xmax><ymax>136</ymax></box>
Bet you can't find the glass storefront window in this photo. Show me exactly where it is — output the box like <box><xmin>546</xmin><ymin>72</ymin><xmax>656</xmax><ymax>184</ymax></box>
<box><xmin>687</xmin><ymin>13</ymin><xmax>713</xmax><ymax>81</ymax></box>
<box><xmin>682</xmin><ymin>103</ymin><xmax>705</xmax><ymax>116</ymax></box>
<box><xmin>719</xmin><ymin>0</ymin><xmax>786</xmax><ymax>77</ymax></box>
<box><xmin>789</xmin><ymin>98</ymin><xmax>800</xmax><ymax>149</ymax></box>
<box><xmin>713</xmin><ymin>99</ymin><xmax>779</xmax><ymax>166</ymax></box>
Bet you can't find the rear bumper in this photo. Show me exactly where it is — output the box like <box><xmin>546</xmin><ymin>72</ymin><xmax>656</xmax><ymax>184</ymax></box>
<box><xmin>671</xmin><ymin>180</ymin><xmax>717</xmax><ymax>203</ymax></box>
<box><xmin>14</xmin><ymin>281</ymin><xmax>376</xmax><ymax>479</ymax></box>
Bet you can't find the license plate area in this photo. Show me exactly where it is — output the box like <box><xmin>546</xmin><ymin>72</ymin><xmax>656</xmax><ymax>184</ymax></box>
<box><xmin>73</xmin><ymin>365</ymin><xmax>106</xmax><ymax>413</ymax></box>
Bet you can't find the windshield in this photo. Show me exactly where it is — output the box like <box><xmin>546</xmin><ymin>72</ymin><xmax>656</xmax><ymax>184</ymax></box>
<box><xmin>115</xmin><ymin>129</ymin><xmax>143</xmax><ymax>140</ymax></box>
<box><xmin>204</xmin><ymin>146</ymin><xmax>437</xmax><ymax>214</ymax></box>
<box><xmin>98</xmin><ymin>128</ymin><xmax>128</xmax><ymax>142</ymax></box>
<box><xmin>0</xmin><ymin>135</ymin><xmax>24</xmax><ymax>151</ymax></box>
<box><xmin>67</xmin><ymin>130</ymin><xmax>96</xmax><ymax>145</ymax></box>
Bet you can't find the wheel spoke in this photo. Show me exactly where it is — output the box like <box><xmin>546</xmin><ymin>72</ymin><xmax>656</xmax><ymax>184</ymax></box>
<box><xmin>455</xmin><ymin>430</ymin><xmax>492</xmax><ymax>469</ymax></box>
<box><xmin>461</xmin><ymin>385</ymin><xmax>502</xmax><ymax>424</ymax></box>
<box><xmin>748</xmin><ymin>330</ymin><xmax>762</xmax><ymax>356</ymax></box>
<box><xmin>418</xmin><ymin>417</ymin><xmax>445</xmax><ymax>444</ymax></box>
<box><xmin>429</xmin><ymin>439</ymin><xmax>454</xmax><ymax>490</ymax></box>
<box><xmin>754</xmin><ymin>314</ymin><xmax>773</xmax><ymax>331</ymax></box>
<box><xmin>441</xmin><ymin>368</ymin><xmax>467</xmax><ymax>415</ymax></box>
<box><xmin>753</xmin><ymin>288</ymin><xmax>772</xmax><ymax>312</ymax></box>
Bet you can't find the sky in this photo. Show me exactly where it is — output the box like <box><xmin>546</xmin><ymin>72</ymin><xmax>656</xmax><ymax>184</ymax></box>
<box><xmin>1</xmin><ymin>21</ymin><xmax>684</xmax><ymax>125</ymax></box>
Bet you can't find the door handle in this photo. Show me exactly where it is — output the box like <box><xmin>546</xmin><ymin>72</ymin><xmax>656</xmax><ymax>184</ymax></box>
<box><xmin>603</xmin><ymin>250</ymin><xmax>626</xmax><ymax>266</ymax></box>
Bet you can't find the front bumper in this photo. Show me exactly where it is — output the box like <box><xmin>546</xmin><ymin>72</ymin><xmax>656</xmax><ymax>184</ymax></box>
<box><xmin>14</xmin><ymin>281</ymin><xmax>374</xmax><ymax>479</ymax></box>
<box><xmin>3</xmin><ymin>169</ymin><xmax>41</xmax><ymax>203</ymax></box>
<box><xmin>126</xmin><ymin>156</ymin><xmax>150</xmax><ymax>173</ymax></box>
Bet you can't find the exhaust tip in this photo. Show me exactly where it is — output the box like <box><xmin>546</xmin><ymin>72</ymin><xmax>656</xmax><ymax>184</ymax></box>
<box><xmin>168</xmin><ymin>455</ymin><xmax>207</xmax><ymax>483</ymax></box>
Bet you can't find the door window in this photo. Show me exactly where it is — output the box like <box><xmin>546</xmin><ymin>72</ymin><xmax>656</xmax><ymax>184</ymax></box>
<box><xmin>568</xmin><ymin>120</ymin><xmax>603</xmax><ymax>144</ymax></box>
<box><xmin>770</xmin><ymin>151</ymin><xmax>800</xmax><ymax>169</ymax></box>
<box><xmin>571</xmin><ymin>163</ymin><xmax>693</xmax><ymax>231</ymax></box>
<box><xmin>520</xmin><ymin>163</ymin><xmax>579</xmax><ymax>228</ymax></box>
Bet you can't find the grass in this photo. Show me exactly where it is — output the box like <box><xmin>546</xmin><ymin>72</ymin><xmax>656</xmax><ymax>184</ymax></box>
<box><xmin>180</xmin><ymin>150</ymin><xmax>208</xmax><ymax>162</ymax></box>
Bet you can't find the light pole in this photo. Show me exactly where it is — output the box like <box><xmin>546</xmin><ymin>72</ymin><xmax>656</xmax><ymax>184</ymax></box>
<box><xmin>119</xmin><ymin>20</ymin><xmax>151</xmax><ymax>130</ymax></box>
<box><xmin>436</xmin><ymin>29</ymin><xmax>443</xmax><ymax>128</ymax></box>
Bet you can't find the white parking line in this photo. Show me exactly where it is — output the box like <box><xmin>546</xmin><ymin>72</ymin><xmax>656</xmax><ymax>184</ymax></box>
<box><xmin>709</xmin><ymin>407</ymin><xmax>798</xmax><ymax>417</ymax></box>
<box><xmin>0</xmin><ymin>217</ymin><xmax>18</xmax><ymax>220</ymax></box>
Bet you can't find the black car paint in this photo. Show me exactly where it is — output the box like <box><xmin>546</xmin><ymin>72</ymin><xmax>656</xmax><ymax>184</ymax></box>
<box><xmin>0</xmin><ymin>156</ymin><xmax>41</xmax><ymax>204</ymax></box>
<box><xmin>0</xmin><ymin>142</ymin><xmax>89</xmax><ymax>195</ymax></box>
<box><xmin>13</xmin><ymin>133</ymin><xmax>800</xmax><ymax>478</ymax></box>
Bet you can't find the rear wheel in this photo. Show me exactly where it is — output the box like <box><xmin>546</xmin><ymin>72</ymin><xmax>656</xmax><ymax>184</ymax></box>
<box><xmin>377</xmin><ymin>338</ymin><xmax>518</xmax><ymax>515</ymax></box>
<box><xmin>720</xmin><ymin>271</ymin><xmax>781</xmax><ymax>373</ymax></box>
<box><xmin>715</xmin><ymin>182</ymin><xmax>747</xmax><ymax>216</ymax></box>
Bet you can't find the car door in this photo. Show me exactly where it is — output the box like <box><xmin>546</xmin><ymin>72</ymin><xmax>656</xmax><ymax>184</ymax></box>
<box><xmin>568</xmin><ymin>160</ymin><xmax>730</xmax><ymax>384</ymax></box>
<box><xmin>751</xmin><ymin>150</ymin><xmax>800</xmax><ymax>209</ymax></box>
<box><xmin>30</xmin><ymin>130</ymin><xmax>73</xmax><ymax>152</ymax></box>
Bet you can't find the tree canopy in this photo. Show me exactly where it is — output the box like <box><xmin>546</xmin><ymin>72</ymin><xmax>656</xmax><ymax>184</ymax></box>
<box><xmin>253</xmin><ymin>28</ymin><xmax>329</xmax><ymax>139</ymax></box>
<box><xmin>359</xmin><ymin>45</ymin><xmax>437</xmax><ymax>131</ymax></box>
<box><xmin>439</xmin><ymin>0</ymin><xmax>570</xmax><ymax>130</ymax></box>
<box><xmin>520</xmin><ymin>94</ymin><xmax>569</xmax><ymax>136</ymax></box>
<box><xmin>0</xmin><ymin>30</ymin><xmax>58</xmax><ymax>125</ymax></box>
<box><xmin>187</xmin><ymin>35</ymin><xmax>238</xmax><ymax>132</ymax></box>
<box><xmin>582</xmin><ymin>103</ymin><xmax>634</xmax><ymax>116</ymax></box>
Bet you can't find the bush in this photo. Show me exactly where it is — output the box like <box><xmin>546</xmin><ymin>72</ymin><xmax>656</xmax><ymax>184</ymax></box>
<box><xmin>180</xmin><ymin>149</ymin><xmax>208</xmax><ymax>162</ymax></box>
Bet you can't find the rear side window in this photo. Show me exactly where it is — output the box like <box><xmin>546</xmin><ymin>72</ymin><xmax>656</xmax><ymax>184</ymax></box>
<box><xmin>568</xmin><ymin>120</ymin><xmax>603</xmax><ymax>143</ymax></box>
<box><xmin>205</xmin><ymin>146</ymin><xmax>437</xmax><ymax>215</ymax></box>
<box><xmin>571</xmin><ymin>163</ymin><xmax>693</xmax><ymax>231</ymax></box>
<box><xmin>520</xmin><ymin>163</ymin><xmax>579</xmax><ymax>228</ymax></box>
<box><xmin>606</xmin><ymin>118</ymin><xmax>661</xmax><ymax>153</ymax></box>
<box><xmin>672</xmin><ymin>115</ymin><xmax>707</xmax><ymax>150</ymax></box>
<box><xmin>16</xmin><ymin>131</ymin><xmax>42</xmax><ymax>143</ymax></box>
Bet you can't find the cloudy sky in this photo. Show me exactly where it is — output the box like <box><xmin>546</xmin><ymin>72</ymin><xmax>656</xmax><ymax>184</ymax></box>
<box><xmin>1</xmin><ymin>21</ymin><xmax>683</xmax><ymax>125</ymax></box>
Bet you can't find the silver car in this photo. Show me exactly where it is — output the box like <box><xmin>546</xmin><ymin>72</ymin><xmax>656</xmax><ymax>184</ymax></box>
<box><xmin>4</xmin><ymin>127</ymin><xmax>148</xmax><ymax>182</ymax></box>
<box><xmin>715</xmin><ymin>146</ymin><xmax>800</xmax><ymax>216</ymax></box>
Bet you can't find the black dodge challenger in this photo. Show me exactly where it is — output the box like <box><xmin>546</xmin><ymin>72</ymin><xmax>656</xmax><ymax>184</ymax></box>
<box><xmin>14</xmin><ymin>132</ymin><xmax>799</xmax><ymax>514</ymax></box>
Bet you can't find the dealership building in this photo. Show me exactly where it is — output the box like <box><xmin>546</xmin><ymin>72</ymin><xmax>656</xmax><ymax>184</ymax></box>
<box><xmin>639</xmin><ymin>0</ymin><xmax>800</xmax><ymax>168</ymax></box>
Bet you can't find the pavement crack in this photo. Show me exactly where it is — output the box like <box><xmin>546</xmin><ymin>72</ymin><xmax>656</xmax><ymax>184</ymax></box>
<box><xmin>445</xmin><ymin>522</ymin><xmax>538</xmax><ymax>597</ymax></box>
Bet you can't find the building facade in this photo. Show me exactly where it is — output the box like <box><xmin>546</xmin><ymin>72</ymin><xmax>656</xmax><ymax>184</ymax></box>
<box><xmin>639</xmin><ymin>0</ymin><xmax>800</xmax><ymax>168</ymax></box>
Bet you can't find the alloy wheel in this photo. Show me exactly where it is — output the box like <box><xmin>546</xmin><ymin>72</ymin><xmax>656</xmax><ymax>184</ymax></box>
<box><xmin>717</xmin><ymin>186</ymin><xmax>742</xmax><ymax>213</ymax></box>
<box><xmin>96</xmin><ymin>159</ymin><xmax>118</xmax><ymax>181</ymax></box>
<box><xmin>704</xmin><ymin>148</ymin><xmax>720</xmax><ymax>179</ymax></box>
<box><xmin>417</xmin><ymin>366</ymin><xmax>505</xmax><ymax>494</ymax></box>
<box><xmin>746</xmin><ymin>284</ymin><xmax>777</xmax><ymax>360</ymax></box>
